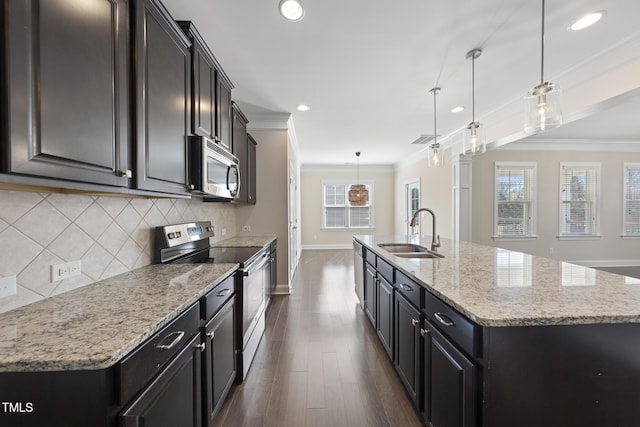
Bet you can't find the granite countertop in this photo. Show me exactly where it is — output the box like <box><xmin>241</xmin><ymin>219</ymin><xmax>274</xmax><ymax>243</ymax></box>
<box><xmin>355</xmin><ymin>234</ymin><xmax>640</xmax><ymax>327</ymax></box>
<box><xmin>212</xmin><ymin>235</ymin><xmax>276</xmax><ymax>248</ymax></box>
<box><xmin>0</xmin><ymin>262</ymin><xmax>237</xmax><ymax>372</ymax></box>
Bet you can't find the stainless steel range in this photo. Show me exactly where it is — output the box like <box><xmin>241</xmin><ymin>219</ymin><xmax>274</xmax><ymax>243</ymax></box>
<box><xmin>154</xmin><ymin>221</ymin><xmax>269</xmax><ymax>381</ymax></box>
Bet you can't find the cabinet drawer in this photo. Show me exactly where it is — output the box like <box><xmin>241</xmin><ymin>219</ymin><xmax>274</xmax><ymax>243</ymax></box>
<box><xmin>425</xmin><ymin>293</ymin><xmax>480</xmax><ymax>358</ymax></box>
<box><xmin>202</xmin><ymin>273</ymin><xmax>235</xmax><ymax>322</ymax></box>
<box><xmin>365</xmin><ymin>248</ymin><xmax>376</xmax><ymax>267</ymax></box>
<box><xmin>395</xmin><ymin>271</ymin><xmax>423</xmax><ymax>309</ymax></box>
<box><xmin>377</xmin><ymin>257</ymin><xmax>394</xmax><ymax>283</ymax></box>
<box><xmin>117</xmin><ymin>302</ymin><xmax>201</xmax><ymax>405</ymax></box>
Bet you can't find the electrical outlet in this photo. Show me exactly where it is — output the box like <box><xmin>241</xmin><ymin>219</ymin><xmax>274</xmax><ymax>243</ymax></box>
<box><xmin>51</xmin><ymin>260</ymin><xmax>81</xmax><ymax>282</ymax></box>
<box><xmin>242</xmin><ymin>225</ymin><xmax>251</xmax><ymax>232</ymax></box>
<box><xmin>0</xmin><ymin>276</ymin><xmax>17</xmax><ymax>298</ymax></box>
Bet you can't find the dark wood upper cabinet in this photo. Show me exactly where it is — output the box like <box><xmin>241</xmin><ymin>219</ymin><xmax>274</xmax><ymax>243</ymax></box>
<box><xmin>216</xmin><ymin>73</ymin><xmax>233</xmax><ymax>152</ymax></box>
<box><xmin>232</xmin><ymin>104</ymin><xmax>249</xmax><ymax>203</ymax></box>
<box><xmin>133</xmin><ymin>0</ymin><xmax>191</xmax><ymax>195</ymax></box>
<box><xmin>2</xmin><ymin>0</ymin><xmax>130</xmax><ymax>187</ymax></box>
<box><xmin>247</xmin><ymin>134</ymin><xmax>257</xmax><ymax>204</ymax></box>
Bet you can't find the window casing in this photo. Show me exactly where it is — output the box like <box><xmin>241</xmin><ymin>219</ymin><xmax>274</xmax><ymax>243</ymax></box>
<box><xmin>623</xmin><ymin>163</ymin><xmax>640</xmax><ymax>237</ymax></box>
<box><xmin>322</xmin><ymin>181</ymin><xmax>374</xmax><ymax>229</ymax></box>
<box><xmin>494</xmin><ymin>162</ymin><xmax>536</xmax><ymax>238</ymax></box>
<box><xmin>559</xmin><ymin>163</ymin><xmax>600</xmax><ymax>237</ymax></box>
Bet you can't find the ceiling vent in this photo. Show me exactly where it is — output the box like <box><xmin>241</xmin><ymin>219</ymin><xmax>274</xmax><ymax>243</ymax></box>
<box><xmin>411</xmin><ymin>134</ymin><xmax>437</xmax><ymax>145</ymax></box>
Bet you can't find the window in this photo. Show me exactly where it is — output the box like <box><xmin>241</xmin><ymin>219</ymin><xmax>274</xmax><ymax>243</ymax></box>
<box><xmin>559</xmin><ymin>163</ymin><xmax>600</xmax><ymax>237</ymax></box>
<box><xmin>322</xmin><ymin>181</ymin><xmax>373</xmax><ymax>229</ymax></box>
<box><xmin>623</xmin><ymin>163</ymin><xmax>640</xmax><ymax>236</ymax></box>
<box><xmin>494</xmin><ymin>162</ymin><xmax>536</xmax><ymax>238</ymax></box>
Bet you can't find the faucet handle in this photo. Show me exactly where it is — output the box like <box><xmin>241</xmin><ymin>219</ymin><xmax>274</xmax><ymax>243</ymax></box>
<box><xmin>433</xmin><ymin>234</ymin><xmax>441</xmax><ymax>250</ymax></box>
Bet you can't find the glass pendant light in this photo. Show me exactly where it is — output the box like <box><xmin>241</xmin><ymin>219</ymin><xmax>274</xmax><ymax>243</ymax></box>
<box><xmin>428</xmin><ymin>87</ymin><xmax>443</xmax><ymax>168</ymax></box>
<box><xmin>463</xmin><ymin>48</ymin><xmax>486</xmax><ymax>155</ymax></box>
<box><xmin>278</xmin><ymin>0</ymin><xmax>305</xmax><ymax>22</ymax></box>
<box><xmin>524</xmin><ymin>0</ymin><xmax>562</xmax><ymax>134</ymax></box>
<box><xmin>348</xmin><ymin>152</ymin><xmax>369</xmax><ymax>206</ymax></box>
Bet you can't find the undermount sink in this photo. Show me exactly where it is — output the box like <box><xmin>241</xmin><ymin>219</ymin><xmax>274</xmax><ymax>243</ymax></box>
<box><xmin>378</xmin><ymin>243</ymin><xmax>444</xmax><ymax>259</ymax></box>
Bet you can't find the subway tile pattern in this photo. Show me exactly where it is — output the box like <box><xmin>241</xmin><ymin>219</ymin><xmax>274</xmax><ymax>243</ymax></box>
<box><xmin>0</xmin><ymin>190</ymin><xmax>237</xmax><ymax>314</ymax></box>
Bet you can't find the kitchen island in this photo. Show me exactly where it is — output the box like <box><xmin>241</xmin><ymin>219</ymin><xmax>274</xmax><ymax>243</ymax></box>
<box><xmin>355</xmin><ymin>234</ymin><xmax>640</xmax><ymax>427</ymax></box>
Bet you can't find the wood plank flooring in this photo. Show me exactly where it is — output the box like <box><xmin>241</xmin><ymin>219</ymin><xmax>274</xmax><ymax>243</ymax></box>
<box><xmin>214</xmin><ymin>249</ymin><xmax>423</xmax><ymax>427</ymax></box>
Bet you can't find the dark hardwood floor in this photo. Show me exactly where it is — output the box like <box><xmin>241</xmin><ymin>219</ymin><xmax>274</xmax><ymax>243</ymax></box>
<box><xmin>214</xmin><ymin>249</ymin><xmax>423</xmax><ymax>427</ymax></box>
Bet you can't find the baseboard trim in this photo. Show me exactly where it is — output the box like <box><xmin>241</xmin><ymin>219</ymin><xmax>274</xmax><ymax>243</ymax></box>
<box><xmin>273</xmin><ymin>283</ymin><xmax>291</xmax><ymax>295</ymax></box>
<box><xmin>301</xmin><ymin>244</ymin><xmax>352</xmax><ymax>250</ymax></box>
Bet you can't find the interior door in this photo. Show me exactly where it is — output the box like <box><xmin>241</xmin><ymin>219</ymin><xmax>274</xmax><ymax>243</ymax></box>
<box><xmin>406</xmin><ymin>180</ymin><xmax>421</xmax><ymax>235</ymax></box>
<box><xmin>289</xmin><ymin>160</ymin><xmax>299</xmax><ymax>284</ymax></box>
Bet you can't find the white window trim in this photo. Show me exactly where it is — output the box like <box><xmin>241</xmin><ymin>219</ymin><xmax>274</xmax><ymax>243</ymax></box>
<box><xmin>558</xmin><ymin>162</ymin><xmax>601</xmax><ymax>239</ymax></box>
<box><xmin>321</xmin><ymin>179</ymin><xmax>375</xmax><ymax>230</ymax></box>
<box><xmin>493</xmin><ymin>161</ymin><xmax>537</xmax><ymax>240</ymax></box>
<box><xmin>622</xmin><ymin>163</ymin><xmax>640</xmax><ymax>238</ymax></box>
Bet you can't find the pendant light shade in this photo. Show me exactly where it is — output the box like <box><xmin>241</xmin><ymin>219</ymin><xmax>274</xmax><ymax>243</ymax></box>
<box><xmin>463</xmin><ymin>49</ymin><xmax>486</xmax><ymax>155</ymax></box>
<box><xmin>428</xmin><ymin>87</ymin><xmax>443</xmax><ymax>168</ymax></box>
<box><xmin>349</xmin><ymin>152</ymin><xmax>369</xmax><ymax>206</ymax></box>
<box><xmin>278</xmin><ymin>0</ymin><xmax>305</xmax><ymax>22</ymax></box>
<box><xmin>524</xmin><ymin>0</ymin><xmax>562</xmax><ymax>134</ymax></box>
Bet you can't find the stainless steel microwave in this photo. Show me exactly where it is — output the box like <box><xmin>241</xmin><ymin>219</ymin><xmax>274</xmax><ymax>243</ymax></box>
<box><xmin>187</xmin><ymin>135</ymin><xmax>240</xmax><ymax>200</ymax></box>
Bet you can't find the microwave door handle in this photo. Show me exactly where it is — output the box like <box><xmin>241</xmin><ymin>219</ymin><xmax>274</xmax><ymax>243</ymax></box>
<box><xmin>228</xmin><ymin>165</ymin><xmax>240</xmax><ymax>197</ymax></box>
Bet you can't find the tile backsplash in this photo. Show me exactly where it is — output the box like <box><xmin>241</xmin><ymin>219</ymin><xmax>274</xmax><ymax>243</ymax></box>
<box><xmin>0</xmin><ymin>190</ymin><xmax>236</xmax><ymax>314</ymax></box>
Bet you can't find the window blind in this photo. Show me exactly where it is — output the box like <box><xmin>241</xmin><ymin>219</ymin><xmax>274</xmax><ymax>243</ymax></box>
<box><xmin>322</xmin><ymin>182</ymin><xmax>373</xmax><ymax>228</ymax></box>
<box><xmin>624</xmin><ymin>164</ymin><xmax>640</xmax><ymax>235</ymax></box>
<box><xmin>495</xmin><ymin>163</ymin><xmax>535</xmax><ymax>237</ymax></box>
<box><xmin>559</xmin><ymin>163</ymin><xmax>599</xmax><ymax>236</ymax></box>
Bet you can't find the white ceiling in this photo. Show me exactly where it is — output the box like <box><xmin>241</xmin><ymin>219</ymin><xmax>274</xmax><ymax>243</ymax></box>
<box><xmin>162</xmin><ymin>0</ymin><xmax>640</xmax><ymax>165</ymax></box>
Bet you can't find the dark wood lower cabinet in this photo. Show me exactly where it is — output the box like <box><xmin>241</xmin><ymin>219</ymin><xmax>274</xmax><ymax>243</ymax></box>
<box><xmin>120</xmin><ymin>333</ymin><xmax>203</xmax><ymax>427</ymax></box>
<box><xmin>376</xmin><ymin>274</ymin><xmax>394</xmax><ymax>360</ymax></box>
<box><xmin>423</xmin><ymin>319</ymin><xmax>476</xmax><ymax>427</ymax></box>
<box><xmin>364</xmin><ymin>262</ymin><xmax>377</xmax><ymax>327</ymax></box>
<box><xmin>203</xmin><ymin>296</ymin><xmax>236</xmax><ymax>425</ymax></box>
<box><xmin>394</xmin><ymin>292</ymin><xmax>421</xmax><ymax>405</ymax></box>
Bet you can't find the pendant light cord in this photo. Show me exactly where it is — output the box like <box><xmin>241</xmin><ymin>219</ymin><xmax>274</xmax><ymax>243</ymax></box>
<box><xmin>540</xmin><ymin>0</ymin><xmax>545</xmax><ymax>85</ymax></box>
<box><xmin>433</xmin><ymin>90</ymin><xmax>437</xmax><ymax>145</ymax></box>
<box><xmin>471</xmin><ymin>56</ymin><xmax>476</xmax><ymax>123</ymax></box>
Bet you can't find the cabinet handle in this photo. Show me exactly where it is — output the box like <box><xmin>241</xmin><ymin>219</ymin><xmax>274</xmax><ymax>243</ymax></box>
<box><xmin>155</xmin><ymin>331</ymin><xmax>185</xmax><ymax>350</ymax></box>
<box><xmin>216</xmin><ymin>288</ymin><xmax>231</xmax><ymax>297</ymax></box>
<box><xmin>411</xmin><ymin>318</ymin><xmax>420</xmax><ymax>327</ymax></box>
<box><xmin>195</xmin><ymin>342</ymin><xmax>206</xmax><ymax>352</ymax></box>
<box><xmin>116</xmin><ymin>169</ymin><xmax>132</xmax><ymax>178</ymax></box>
<box><xmin>400</xmin><ymin>284</ymin><xmax>413</xmax><ymax>292</ymax></box>
<box><xmin>206</xmin><ymin>331</ymin><xmax>215</xmax><ymax>339</ymax></box>
<box><xmin>434</xmin><ymin>312</ymin><xmax>455</xmax><ymax>327</ymax></box>
<box><xmin>420</xmin><ymin>328</ymin><xmax>430</xmax><ymax>337</ymax></box>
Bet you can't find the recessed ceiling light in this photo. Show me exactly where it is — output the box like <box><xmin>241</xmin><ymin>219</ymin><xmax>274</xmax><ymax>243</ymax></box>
<box><xmin>296</xmin><ymin>104</ymin><xmax>310</xmax><ymax>112</ymax></box>
<box><xmin>278</xmin><ymin>0</ymin><xmax>305</xmax><ymax>22</ymax></box>
<box><xmin>570</xmin><ymin>11</ymin><xmax>606</xmax><ymax>31</ymax></box>
<box><xmin>451</xmin><ymin>106</ymin><xmax>465</xmax><ymax>113</ymax></box>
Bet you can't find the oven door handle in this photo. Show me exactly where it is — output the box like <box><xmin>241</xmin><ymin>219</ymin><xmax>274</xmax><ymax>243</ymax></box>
<box><xmin>243</xmin><ymin>252</ymin><xmax>269</xmax><ymax>276</ymax></box>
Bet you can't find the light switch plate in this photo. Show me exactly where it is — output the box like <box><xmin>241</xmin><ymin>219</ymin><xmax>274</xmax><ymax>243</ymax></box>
<box><xmin>0</xmin><ymin>276</ymin><xmax>17</xmax><ymax>298</ymax></box>
<box><xmin>51</xmin><ymin>260</ymin><xmax>81</xmax><ymax>282</ymax></box>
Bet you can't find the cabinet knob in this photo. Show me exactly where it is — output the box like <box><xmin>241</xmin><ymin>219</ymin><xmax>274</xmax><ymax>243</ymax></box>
<box><xmin>116</xmin><ymin>169</ymin><xmax>132</xmax><ymax>178</ymax></box>
<box><xmin>411</xmin><ymin>318</ymin><xmax>420</xmax><ymax>327</ymax></box>
<box><xmin>206</xmin><ymin>331</ymin><xmax>215</xmax><ymax>339</ymax></box>
<box><xmin>420</xmin><ymin>328</ymin><xmax>430</xmax><ymax>337</ymax></box>
<box><xmin>195</xmin><ymin>342</ymin><xmax>206</xmax><ymax>352</ymax></box>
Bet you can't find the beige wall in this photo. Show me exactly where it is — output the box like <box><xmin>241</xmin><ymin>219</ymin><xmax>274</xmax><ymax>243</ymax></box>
<box><xmin>0</xmin><ymin>190</ymin><xmax>236</xmax><ymax>314</ymax></box>
<box><xmin>235</xmin><ymin>129</ymin><xmax>290</xmax><ymax>286</ymax></box>
<box><xmin>301</xmin><ymin>166</ymin><xmax>395</xmax><ymax>248</ymax></box>
<box><xmin>471</xmin><ymin>150</ymin><xmax>640</xmax><ymax>263</ymax></box>
<box><xmin>393</xmin><ymin>149</ymin><xmax>454</xmax><ymax>239</ymax></box>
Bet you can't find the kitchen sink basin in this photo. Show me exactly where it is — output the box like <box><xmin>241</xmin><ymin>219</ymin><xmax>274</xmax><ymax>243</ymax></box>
<box><xmin>377</xmin><ymin>243</ymin><xmax>444</xmax><ymax>259</ymax></box>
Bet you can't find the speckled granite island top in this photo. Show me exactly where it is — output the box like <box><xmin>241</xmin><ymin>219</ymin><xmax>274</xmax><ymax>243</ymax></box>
<box><xmin>212</xmin><ymin>235</ymin><xmax>276</xmax><ymax>248</ymax></box>
<box><xmin>0</xmin><ymin>262</ymin><xmax>238</xmax><ymax>372</ymax></box>
<box><xmin>355</xmin><ymin>234</ymin><xmax>640</xmax><ymax>327</ymax></box>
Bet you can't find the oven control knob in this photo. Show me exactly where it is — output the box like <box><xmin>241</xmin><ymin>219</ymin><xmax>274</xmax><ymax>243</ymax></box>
<box><xmin>176</xmin><ymin>232</ymin><xmax>182</xmax><ymax>237</ymax></box>
<box><xmin>168</xmin><ymin>232</ymin><xmax>175</xmax><ymax>239</ymax></box>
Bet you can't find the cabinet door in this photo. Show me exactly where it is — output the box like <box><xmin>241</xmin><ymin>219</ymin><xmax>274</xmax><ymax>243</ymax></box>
<box><xmin>232</xmin><ymin>105</ymin><xmax>248</xmax><ymax>203</ymax></box>
<box><xmin>4</xmin><ymin>0</ymin><xmax>130</xmax><ymax>187</ymax></box>
<box><xmin>191</xmin><ymin>34</ymin><xmax>215</xmax><ymax>138</ymax></box>
<box><xmin>203</xmin><ymin>297</ymin><xmax>236</xmax><ymax>425</ymax></box>
<box><xmin>216</xmin><ymin>75</ymin><xmax>233</xmax><ymax>152</ymax></box>
<box><xmin>377</xmin><ymin>275</ymin><xmax>394</xmax><ymax>360</ymax></box>
<box><xmin>247</xmin><ymin>134</ymin><xmax>257</xmax><ymax>204</ymax></box>
<box><xmin>120</xmin><ymin>333</ymin><xmax>203</xmax><ymax>427</ymax></box>
<box><xmin>133</xmin><ymin>0</ymin><xmax>190</xmax><ymax>195</ymax></box>
<box><xmin>423</xmin><ymin>319</ymin><xmax>476</xmax><ymax>427</ymax></box>
<box><xmin>394</xmin><ymin>292</ymin><xmax>420</xmax><ymax>405</ymax></box>
<box><xmin>364</xmin><ymin>263</ymin><xmax>377</xmax><ymax>327</ymax></box>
